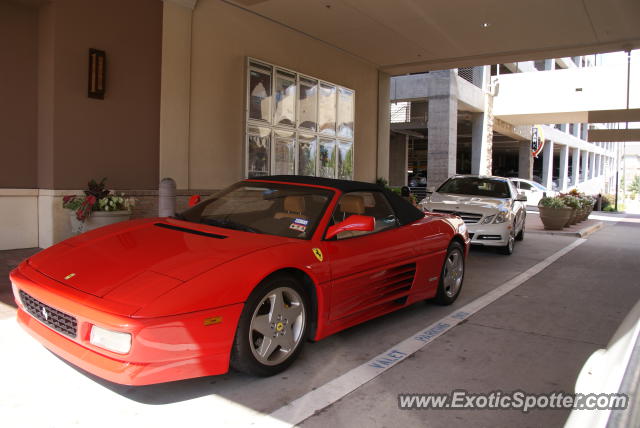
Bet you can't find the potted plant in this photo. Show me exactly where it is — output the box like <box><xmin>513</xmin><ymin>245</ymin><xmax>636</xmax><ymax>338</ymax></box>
<box><xmin>583</xmin><ymin>195</ymin><xmax>595</xmax><ymax>219</ymax></box>
<box><xmin>574</xmin><ymin>195</ymin><xmax>592</xmax><ymax>223</ymax></box>
<box><xmin>63</xmin><ymin>178</ymin><xmax>136</xmax><ymax>234</ymax></box>
<box><xmin>538</xmin><ymin>196</ymin><xmax>572</xmax><ymax>230</ymax></box>
<box><xmin>566</xmin><ymin>189</ymin><xmax>589</xmax><ymax>223</ymax></box>
<box><xmin>559</xmin><ymin>194</ymin><xmax>580</xmax><ymax>226</ymax></box>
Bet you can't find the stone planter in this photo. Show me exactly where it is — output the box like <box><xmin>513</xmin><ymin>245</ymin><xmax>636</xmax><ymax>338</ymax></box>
<box><xmin>564</xmin><ymin>207</ymin><xmax>577</xmax><ymax>227</ymax></box>
<box><xmin>586</xmin><ymin>205</ymin><xmax>594</xmax><ymax>219</ymax></box>
<box><xmin>571</xmin><ymin>209</ymin><xmax>580</xmax><ymax>224</ymax></box>
<box><xmin>69</xmin><ymin>210</ymin><xmax>131</xmax><ymax>234</ymax></box>
<box><xmin>575</xmin><ymin>208</ymin><xmax>588</xmax><ymax>223</ymax></box>
<box><xmin>538</xmin><ymin>206</ymin><xmax>572</xmax><ymax>230</ymax></box>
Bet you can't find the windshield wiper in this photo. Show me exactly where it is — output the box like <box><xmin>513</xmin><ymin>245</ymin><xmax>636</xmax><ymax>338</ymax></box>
<box><xmin>201</xmin><ymin>218</ymin><xmax>261</xmax><ymax>234</ymax></box>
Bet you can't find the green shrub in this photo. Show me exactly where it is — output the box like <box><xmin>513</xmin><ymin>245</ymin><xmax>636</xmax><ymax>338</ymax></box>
<box><xmin>579</xmin><ymin>196</ymin><xmax>595</xmax><ymax>209</ymax></box>
<box><xmin>560</xmin><ymin>195</ymin><xmax>580</xmax><ymax>209</ymax></box>
<box><xmin>539</xmin><ymin>196</ymin><xmax>567</xmax><ymax>209</ymax></box>
<box><xmin>600</xmin><ymin>194</ymin><xmax>614</xmax><ymax>210</ymax></box>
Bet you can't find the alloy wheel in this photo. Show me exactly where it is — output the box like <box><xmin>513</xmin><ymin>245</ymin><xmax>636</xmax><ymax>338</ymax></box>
<box><xmin>443</xmin><ymin>248</ymin><xmax>464</xmax><ymax>298</ymax></box>
<box><xmin>249</xmin><ymin>287</ymin><xmax>306</xmax><ymax>366</ymax></box>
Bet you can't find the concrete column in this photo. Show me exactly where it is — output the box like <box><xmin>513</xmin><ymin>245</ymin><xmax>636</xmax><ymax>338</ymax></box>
<box><xmin>594</xmin><ymin>154</ymin><xmax>601</xmax><ymax>178</ymax></box>
<box><xmin>544</xmin><ymin>59</ymin><xmax>555</xmax><ymax>71</ymax></box>
<box><xmin>388</xmin><ymin>133</ymin><xmax>408</xmax><ymax>187</ymax></box>
<box><xmin>581</xmin><ymin>150</ymin><xmax>589</xmax><ymax>181</ymax></box>
<box><xmin>518</xmin><ymin>142</ymin><xmax>533</xmax><ymax>180</ymax></box>
<box><xmin>377</xmin><ymin>71</ymin><xmax>391</xmax><ymax>182</ymax></box>
<box><xmin>588</xmin><ymin>152</ymin><xmax>596</xmax><ymax>179</ymax></box>
<box><xmin>159</xmin><ymin>0</ymin><xmax>198</xmax><ymax>189</ymax></box>
<box><xmin>559</xmin><ymin>144</ymin><xmax>569</xmax><ymax>191</ymax></box>
<box><xmin>575</xmin><ymin>123</ymin><xmax>581</xmax><ymax>140</ymax></box>
<box><xmin>471</xmin><ymin>66</ymin><xmax>492</xmax><ymax>176</ymax></box>
<box><xmin>426</xmin><ymin>71</ymin><xmax>457</xmax><ymax>189</ymax></box>
<box><xmin>542</xmin><ymin>140</ymin><xmax>554</xmax><ymax>190</ymax></box>
<box><xmin>471</xmin><ymin>112</ymin><xmax>492</xmax><ymax>175</ymax></box>
<box><xmin>571</xmin><ymin>147</ymin><xmax>580</xmax><ymax>186</ymax></box>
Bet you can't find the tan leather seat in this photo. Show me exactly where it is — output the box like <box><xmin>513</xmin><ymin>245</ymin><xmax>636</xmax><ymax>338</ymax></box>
<box><xmin>335</xmin><ymin>194</ymin><xmax>370</xmax><ymax>239</ymax></box>
<box><xmin>338</xmin><ymin>194</ymin><xmax>365</xmax><ymax>217</ymax></box>
<box><xmin>274</xmin><ymin>196</ymin><xmax>308</xmax><ymax>220</ymax></box>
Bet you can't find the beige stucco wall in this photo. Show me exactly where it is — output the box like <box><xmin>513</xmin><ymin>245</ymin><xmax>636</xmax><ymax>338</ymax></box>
<box><xmin>0</xmin><ymin>2</ymin><xmax>38</xmax><ymax>189</ymax></box>
<box><xmin>36</xmin><ymin>0</ymin><xmax>163</xmax><ymax>190</ymax></box>
<box><xmin>163</xmin><ymin>0</ymin><xmax>380</xmax><ymax>190</ymax></box>
<box><xmin>0</xmin><ymin>190</ymin><xmax>38</xmax><ymax>250</ymax></box>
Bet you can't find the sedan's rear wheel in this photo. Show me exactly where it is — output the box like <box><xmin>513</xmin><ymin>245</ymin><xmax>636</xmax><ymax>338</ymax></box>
<box><xmin>434</xmin><ymin>241</ymin><xmax>465</xmax><ymax>305</ymax></box>
<box><xmin>231</xmin><ymin>274</ymin><xmax>309</xmax><ymax>376</ymax></box>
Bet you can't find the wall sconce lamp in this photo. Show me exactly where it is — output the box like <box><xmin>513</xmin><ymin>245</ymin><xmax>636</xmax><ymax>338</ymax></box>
<box><xmin>88</xmin><ymin>48</ymin><xmax>106</xmax><ymax>99</ymax></box>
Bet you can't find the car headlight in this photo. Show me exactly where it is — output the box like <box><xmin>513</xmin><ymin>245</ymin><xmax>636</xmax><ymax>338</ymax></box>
<box><xmin>480</xmin><ymin>214</ymin><xmax>495</xmax><ymax>224</ymax></box>
<box><xmin>90</xmin><ymin>325</ymin><xmax>132</xmax><ymax>354</ymax></box>
<box><xmin>493</xmin><ymin>210</ymin><xmax>509</xmax><ymax>224</ymax></box>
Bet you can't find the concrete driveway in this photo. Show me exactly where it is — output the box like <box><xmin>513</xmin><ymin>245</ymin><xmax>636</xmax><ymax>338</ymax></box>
<box><xmin>1</xmin><ymin>213</ymin><xmax>639</xmax><ymax>427</ymax></box>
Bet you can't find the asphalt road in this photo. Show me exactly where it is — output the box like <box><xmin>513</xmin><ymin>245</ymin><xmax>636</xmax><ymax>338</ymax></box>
<box><xmin>1</xmin><ymin>213</ymin><xmax>639</xmax><ymax>427</ymax></box>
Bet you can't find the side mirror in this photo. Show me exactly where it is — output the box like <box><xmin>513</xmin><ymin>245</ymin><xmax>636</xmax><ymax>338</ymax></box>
<box><xmin>426</xmin><ymin>186</ymin><xmax>435</xmax><ymax>194</ymax></box>
<box><xmin>516</xmin><ymin>192</ymin><xmax>527</xmax><ymax>202</ymax></box>
<box><xmin>189</xmin><ymin>195</ymin><xmax>201</xmax><ymax>207</ymax></box>
<box><xmin>325</xmin><ymin>215</ymin><xmax>375</xmax><ymax>240</ymax></box>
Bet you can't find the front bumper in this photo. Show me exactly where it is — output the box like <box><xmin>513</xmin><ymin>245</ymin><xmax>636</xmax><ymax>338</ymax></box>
<box><xmin>10</xmin><ymin>263</ymin><xmax>243</xmax><ymax>386</ymax></box>
<box><xmin>466</xmin><ymin>222</ymin><xmax>511</xmax><ymax>247</ymax></box>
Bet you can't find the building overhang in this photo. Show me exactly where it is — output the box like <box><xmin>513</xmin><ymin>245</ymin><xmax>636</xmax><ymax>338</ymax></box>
<box><xmin>224</xmin><ymin>0</ymin><xmax>640</xmax><ymax>75</ymax></box>
<box><xmin>588</xmin><ymin>129</ymin><xmax>640</xmax><ymax>143</ymax></box>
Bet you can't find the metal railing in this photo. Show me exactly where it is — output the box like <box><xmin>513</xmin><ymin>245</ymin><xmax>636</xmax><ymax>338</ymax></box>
<box><xmin>458</xmin><ymin>67</ymin><xmax>474</xmax><ymax>85</ymax></box>
<box><xmin>390</xmin><ymin>102</ymin><xmax>410</xmax><ymax>123</ymax></box>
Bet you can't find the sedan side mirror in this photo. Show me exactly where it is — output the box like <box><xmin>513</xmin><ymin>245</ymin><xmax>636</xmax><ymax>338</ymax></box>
<box><xmin>516</xmin><ymin>192</ymin><xmax>527</xmax><ymax>202</ymax></box>
<box><xmin>325</xmin><ymin>215</ymin><xmax>375</xmax><ymax>240</ymax></box>
<box><xmin>426</xmin><ymin>186</ymin><xmax>435</xmax><ymax>194</ymax></box>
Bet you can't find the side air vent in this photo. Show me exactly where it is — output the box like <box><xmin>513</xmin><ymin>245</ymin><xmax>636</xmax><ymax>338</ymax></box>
<box><xmin>154</xmin><ymin>223</ymin><xmax>227</xmax><ymax>239</ymax></box>
<box><xmin>332</xmin><ymin>263</ymin><xmax>417</xmax><ymax>321</ymax></box>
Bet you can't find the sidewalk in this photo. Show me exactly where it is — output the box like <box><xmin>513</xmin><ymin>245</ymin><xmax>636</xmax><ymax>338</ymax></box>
<box><xmin>526</xmin><ymin>211</ymin><xmax>603</xmax><ymax>238</ymax></box>
<box><xmin>301</xmin><ymin>206</ymin><xmax>640</xmax><ymax>427</ymax></box>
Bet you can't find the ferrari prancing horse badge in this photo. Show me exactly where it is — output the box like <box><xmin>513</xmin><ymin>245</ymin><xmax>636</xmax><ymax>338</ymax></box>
<box><xmin>312</xmin><ymin>248</ymin><xmax>323</xmax><ymax>262</ymax></box>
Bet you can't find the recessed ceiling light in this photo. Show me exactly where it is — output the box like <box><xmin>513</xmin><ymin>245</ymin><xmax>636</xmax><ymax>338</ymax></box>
<box><xmin>482</xmin><ymin>22</ymin><xmax>491</xmax><ymax>28</ymax></box>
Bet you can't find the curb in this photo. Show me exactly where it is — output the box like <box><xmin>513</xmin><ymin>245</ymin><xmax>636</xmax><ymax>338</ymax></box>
<box><xmin>527</xmin><ymin>221</ymin><xmax>604</xmax><ymax>238</ymax></box>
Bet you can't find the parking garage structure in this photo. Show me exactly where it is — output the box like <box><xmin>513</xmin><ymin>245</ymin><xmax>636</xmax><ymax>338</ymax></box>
<box><xmin>388</xmin><ymin>58</ymin><xmax>630</xmax><ymax>195</ymax></box>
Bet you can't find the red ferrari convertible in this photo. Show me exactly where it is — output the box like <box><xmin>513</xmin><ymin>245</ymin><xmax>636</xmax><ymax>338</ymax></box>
<box><xmin>10</xmin><ymin>176</ymin><xmax>469</xmax><ymax>385</ymax></box>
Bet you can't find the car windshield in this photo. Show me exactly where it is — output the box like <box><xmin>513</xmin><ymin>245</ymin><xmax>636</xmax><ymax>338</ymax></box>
<box><xmin>437</xmin><ymin>177</ymin><xmax>511</xmax><ymax>198</ymax></box>
<box><xmin>175</xmin><ymin>182</ymin><xmax>333</xmax><ymax>240</ymax></box>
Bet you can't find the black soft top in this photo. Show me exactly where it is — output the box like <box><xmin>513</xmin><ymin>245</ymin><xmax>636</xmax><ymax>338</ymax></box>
<box><xmin>246</xmin><ymin>175</ymin><xmax>425</xmax><ymax>226</ymax></box>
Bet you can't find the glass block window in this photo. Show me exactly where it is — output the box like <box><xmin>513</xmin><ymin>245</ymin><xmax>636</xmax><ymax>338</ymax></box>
<box><xmin>246</xmin><ymin>58</ymin><xmax>354</xmax><ymax>179</ymax></box>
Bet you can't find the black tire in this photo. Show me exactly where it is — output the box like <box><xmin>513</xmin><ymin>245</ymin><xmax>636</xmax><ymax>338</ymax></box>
<box><xmin>230</xmin><ymin>273</ymin><xmax>310</xmax><ymax>376</ymax></box>
<box><xmin>516</xmin><ymin>215</ymin><xmax>525</xmax><ymax>241</ymax></box>
<box><xmin>434</xmin><ymin>241</ymin><xmax>465</xmax><ymax>305</ymax></box>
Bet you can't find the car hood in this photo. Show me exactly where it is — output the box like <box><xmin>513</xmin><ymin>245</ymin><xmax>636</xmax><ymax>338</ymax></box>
<box><xmin>424</xmin><ymin>192</ymin><xmax>510</xmax><ymax>215</ymax></box>
<box><xmin>28</xmin><ymin>218</ymin><xmax>292</xmax><ymax>300</ymax></box>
